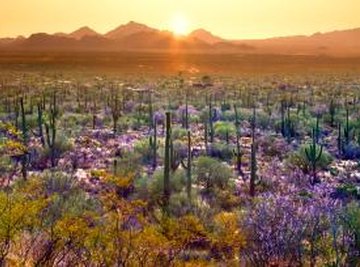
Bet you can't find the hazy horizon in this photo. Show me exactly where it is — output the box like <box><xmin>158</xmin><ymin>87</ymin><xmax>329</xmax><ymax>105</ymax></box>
<box><xmin>2</xmin><ymin>21</ymin><xmax>360</xmax><ymax>41</ymax></box>
<box><xmin>1</xmin><ymin>0</ymin><xmax>360</xmax><ymax>39</ymax></box>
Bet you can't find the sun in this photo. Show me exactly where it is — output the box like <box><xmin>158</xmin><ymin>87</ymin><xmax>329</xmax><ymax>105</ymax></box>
<box><xmin>170</xmin><ymin>14</ymin><xmax>189</xmax><ymax>36</ymax></box>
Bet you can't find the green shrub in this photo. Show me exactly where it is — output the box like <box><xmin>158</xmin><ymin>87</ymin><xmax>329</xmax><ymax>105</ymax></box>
<box><xmin>256</xmin><ymin>110</ymin><xmax>272</xmax><ymax>130</ymax></box>
<box><xmin>172</xmin><ymin>127</ymin><xmax>188</xmax><ymax>140</ymax></box>
<box><xmin>112</xmin><ymin>151</ymin><xmax>142</xmax><ymax>177</ymax></box>
<box><xmin>117</xmin><ymin>116</ymin><xmax>131</xmax><ymax>132</ymax></box>
<box><xmin>43</xmin><ymin>171</ymin><xmax>76</xmax><ymax>195</ymax></box>
<box><xmin>208</xmin><ymin>142</ymin><xmax>235</xmax><ymax>162</ymax></box>
<box><xmin>259</xmin><ymin>136</ymin><xmax>289</xmax><ymax>159</ymax></box>
<box><xmin>62</xmin><ymin>113</ymin><xmax>92</xmax><ymax>129</ymax></box>
<box><xmin>214</xmin><ymin>121</ymin><xmax>235</xmax><ymax>142</ymax></box>
<box><xmin>168</xmin><ymin>191</ymin><xmax>199</xmax><ymax>216</ymax></box>
<box><xmin>195</xmin><ymin>156</ymin><xmax>232</xmax><ymax>190</ymax></box>
<box><xmin>39</xmin><ymin>171</ymin><xmax>99</xmax><ymax>224</ymax></box>
<box><xmin>134</xmin><ymin>138</ymin><xmax>153</xmax><ymax>164</ymax></box>
<box><xmin>43</xmin><ymin>134</ymin><xmax>73</xmax><ymax>165</ymax></box>
<box><xmin>133</xmin><ymin>174</ymin><xmax>150</xmax><ymax>200</ymax></box>
<box><xmin>148</xmin><ymin>169</ymin><xmax>186</xmax><ymax>203</ymax></box>
<box><xmin>221</xmin><ymin>110</ymin><xmax>235</xmax><ymax>121</ymax></box>
<box><xmin>287</xmin><ymin>144</ymin><xmax>332</xmax><ymax>174</ymax></box>
<box><xmin>342</xmin><ymin>201</ymin><xmax>360</xmax><ymax>265</ymax></box>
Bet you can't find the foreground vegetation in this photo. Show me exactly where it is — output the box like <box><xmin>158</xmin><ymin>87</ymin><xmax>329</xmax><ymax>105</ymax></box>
<box><xmin>0</xmin><ymin>72</ymin><xmax>360</xmax><ymax>266</ymax></box>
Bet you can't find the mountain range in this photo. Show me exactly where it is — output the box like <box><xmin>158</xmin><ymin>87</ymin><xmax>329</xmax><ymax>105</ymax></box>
<box><xmin>1</xmin><ymin>21</ymin><xmax>360</xmax><ymax>56</ymax></box>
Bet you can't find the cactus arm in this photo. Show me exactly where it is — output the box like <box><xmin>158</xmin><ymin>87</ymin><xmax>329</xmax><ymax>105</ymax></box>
<box><xmin>180</xmin><ymin>159</ymin><xmax>188</xmax><ymax>169</ymax></box>
<box><xmin>315</xmin><ymin>145</ymin><xmax>323</xmax><ymax>162</ymax></box>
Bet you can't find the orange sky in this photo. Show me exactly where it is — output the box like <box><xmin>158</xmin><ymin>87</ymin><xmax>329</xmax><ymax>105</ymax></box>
<box><xmin>1</xmin><ymin>0</ymin><xmax>359</xmax><ymax>39</ymax></box>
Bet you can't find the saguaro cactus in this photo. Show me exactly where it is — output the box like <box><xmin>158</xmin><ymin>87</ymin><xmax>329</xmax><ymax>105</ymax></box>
<box><xmin>344</xmin><ymin>107</ymin><xmax>351</xmax><ymax>146</ymax></box>
<box><xmin>204</xmin><ymin>116</ymin><xmax>209</xmax><ymax>155</ymax></box>
<box><xmin>170</xmin><ymin>138</ymin><xmax>181</xmax><ymax>172</ymax></box>
<box><xmin>186</xmin><ymin>90</ymin><xmax>190</xmax><ymax>129</ymax></box>
<box><xmin>280</xmin><ymin>100</ymin><xmax>296</xmax><ymax>141</ymax></box>
<box><xmin>37</xmin><ymin>102</ymin><xmax>45</xmax><ymax>146</ymax></box>
<box><xmin>338</xmin><ymin>122</ymin><xmax>342</xmax><ymax>156</ymax></box>
<box><xmin>45</xmin><ymin>92</ymin><xmax>58</xmax><ymax>168</ymax></box>
<box><xmin>305</xmin><ymin>128</ymin><xmax>323</xmax><ymax>185</ymax></box>
<box><xmin>163</xmin><ymin>111</ymin><xmax>171</xmax><ymax>208</ymax></box>
<box><xmin>14</xmin><ymin>98</ymin><xmax>20</xmax><ymax>130</ymax></box>
<box><xmin>91</xmin><ymin>91</ymin><xmax>98</xmax><ymax>130</ymax></box>
<box><xmin>208</xmin><ymin>95</ymin><xmax>214</xmax><ymax>143</ymax></box>
<box><xmin>233</xmin><ymin>104</ymin><xmax>243</xmax><ymax>175</ymax></box>
<box><xmin>20</xmin><ymin>97</ymin><xmax>28</xmax><ymax>180</ymax></box>
<box><xmin>315</xmin><ymin>115</ymin><xmax>320</xmax><ymax>143</ymax></box>
<box><xmin>250</xmin><ymin>105</ymin><xmax>257</xmax><ymax>197</ymax></box>
<box><xmin>149</xmin><ymin>118</ymin><xmax>158</xmax><ymax>169</ymax></box>
<box><xmin>110</xmin><ymin>86</ymin><xmax>121</xmax><ymax>135</ymax></box>
<box><xmin>182</xmin><ymin>90</ymin><xmax>190</xmax><ymax>129</ymax></box>
<box><xmin>148</xmin><ymin>90</ymin><xmax>153</xmax><ymax>129</ymax></box>
<box><xmin>181</xmin><ymin>130</ymin><xmax>192</xmax><ymax>202</ymax></box>
<box><xmin>20</xmin><ymin>97</ymin><xmax>28</xmax><ymax>143</ymax></box>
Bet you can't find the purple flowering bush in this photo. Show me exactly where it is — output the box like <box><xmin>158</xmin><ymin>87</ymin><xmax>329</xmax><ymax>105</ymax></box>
<box><xmin>241</xmin><ymin>193</ymin><xmax>347</xmax><ymax>266</ymax></box>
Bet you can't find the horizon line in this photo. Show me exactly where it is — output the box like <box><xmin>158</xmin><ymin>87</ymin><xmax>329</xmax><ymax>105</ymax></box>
<box><xmin>1</xmin><ymin>20</ymin><xmax>360</xmax><ymax>41</ymax></box>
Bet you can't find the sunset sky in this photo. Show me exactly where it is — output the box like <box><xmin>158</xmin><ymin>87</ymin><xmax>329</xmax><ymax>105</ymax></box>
<box><xmin>1</xmin><ymin>0</ymin><xmax>359</xmax><ymax>39</ymax></box>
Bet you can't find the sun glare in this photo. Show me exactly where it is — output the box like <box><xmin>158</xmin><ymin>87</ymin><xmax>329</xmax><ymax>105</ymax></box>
<box><xmin>170</xmin><ymin>14</ymin><xmax>189</xmax><ymax>36</ymax></box>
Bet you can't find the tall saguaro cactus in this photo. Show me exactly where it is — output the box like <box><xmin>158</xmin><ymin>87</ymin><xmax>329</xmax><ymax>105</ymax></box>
<box><xmin>344</xmin><ymin>107</ymin><xmax>351</xmax><ymax>147</ymax></box>
<box><xmin>45</xmin><ymin>92</ymin><xmax>58</xmax><ymax>168</ymax></box>
<box><xmin>182</xmin><ymin>89</ymin><xmax>189</xmax><ymax>129</ymax></box>
<box><xmin>181</xmin><ymin>130</ymin><xmax>192</xmax><ymax>202</ymax></box>
<box><xmin>20</xmin><ymin>97</ymin><xmax>28</xmax><ymax>143</ymax></box>
<box><xmin>91</xmin><ymin>90</ymin><xmax>98</xmax><ymax>130</ymax></box>
<box><xmin>233</xmin><ymin>104</ymin><xmax>243</xmax><ymax>176</ymax></box>
<box><xmin>250</xmin><ymin>105</ymin><xmax>257</xmax><ymax>197</ymax></box>
<box><xmin>163</xmin><ymin>111</ymin><xmax>171</xmax><ymax>208</ymax></box>
<box><xmin>20</xmin><ymin>97</ymin><xmax>28</xmax><ymax>180</ymax></box>
<box><xmin>315</xmin><ymin>115</ymin><xmax>321</xmax><ymax>143</ymax></box>
<box><xmin>148</xmin><ymin>89</ymin><xmax>153</xmax><ymax>129</ymax></box>
<box><xmin>338</xmin><ymin>122</ymin><xmax>342</xmax><ymax>156</ymax></box>
<box><xmin>204</xmin><ymin>120</ymin><xmax>209</xmax><ymax>156</ymax></box>
<box><xmin>281</xmin><ymin>100</ymin><xmax>296</xmax><ymax>141</ymax></box>
<box><xmin>110</xmin><ymin>86</ymin><xmax>121</xmax><ymax>135</ymax></box>
<box><xmin>37</xmin><ymin>102</ymin><xmax>45</xmax><ymax>146</ymax></box>
<box><xmin>150</xmin><ymin>118</ymin><xmax>158</xmax><ymax>170</ymax></box>
<box><xmin>208</xmin><ymin>95</ymin><xmax>214</xmax><ymax>143</ymax></box>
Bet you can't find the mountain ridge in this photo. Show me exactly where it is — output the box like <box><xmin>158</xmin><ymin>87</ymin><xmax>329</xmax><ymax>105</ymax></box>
<box><xmin>1</xmin><ymin>22</ymin><xmax>360</xmax><ymax>56</ymax></box>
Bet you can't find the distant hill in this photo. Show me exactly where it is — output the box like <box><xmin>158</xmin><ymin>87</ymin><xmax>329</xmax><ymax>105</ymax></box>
<box><xmin>235</xmin><ymin>28</ymin><xmax>360</xmax><ymax>56</ymax></box>
<box><xmin>105</xmin><ymin>21</ymin><xmax>157</xmax><ymax>39</ymax></box>
<box><xmin>69</xmin><ymin>26</ymin><xmax>100</xmax><ymax>40</ymax></box>
<box><xmin>52</xmin><ymin>27</ymin><xmax>100</xmax><ymax>40</ymax></box>
<box><xmin>1</xmin><ymin>22</ymin><xmax>360</xmax><ymax>56</ymax></box>
<box><xmin>189</xmin><ymin>29</ymin><xmax>224</xmax><ymax>44</ymax></box>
